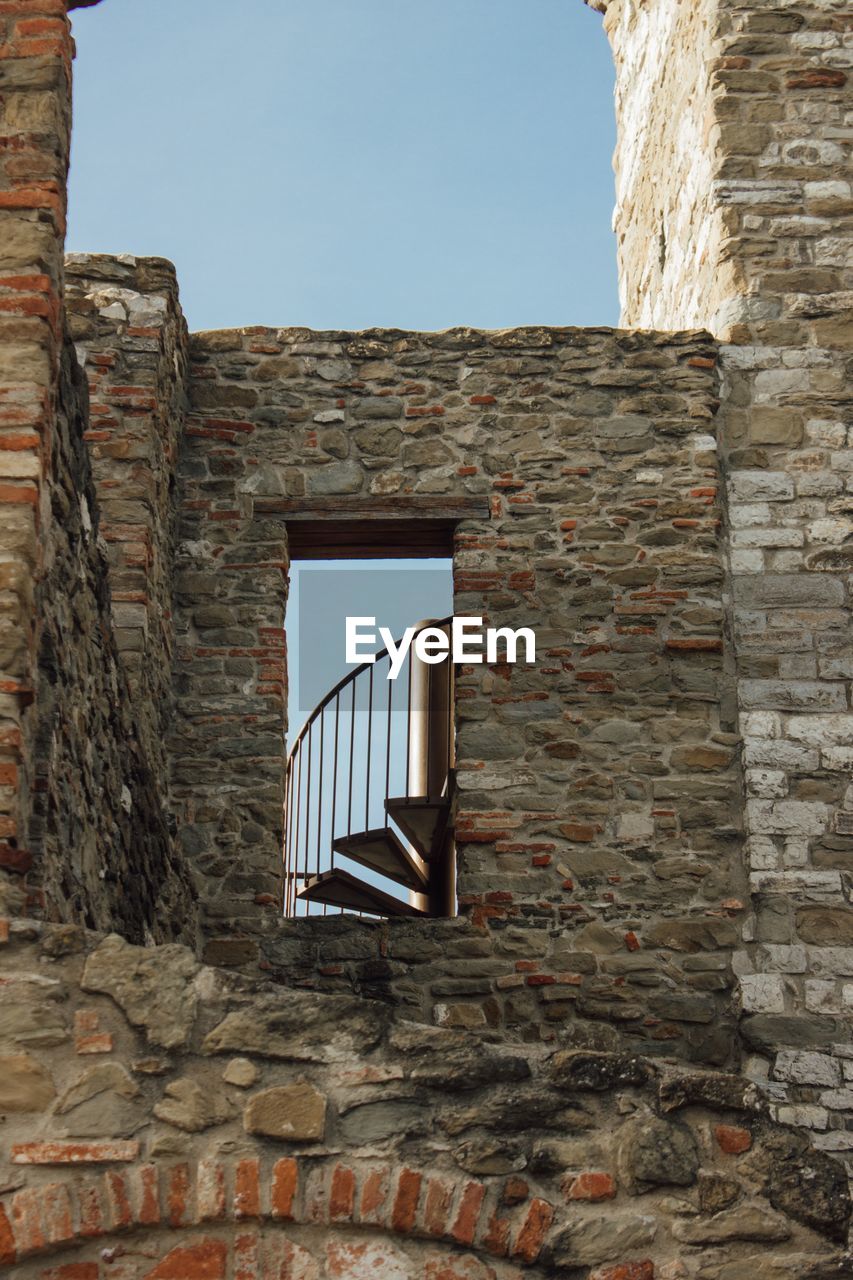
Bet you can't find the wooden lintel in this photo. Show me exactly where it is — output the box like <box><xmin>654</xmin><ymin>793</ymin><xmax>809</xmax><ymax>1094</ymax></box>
<box><xmin>254</xmin><ymin>496</ymin><xmax>491</xmax><ymax>522</ymax></box>
<box><xmin>254</xmin><ymin>495</ymin><xmax>491</xmax><ymax>560</ymax></box>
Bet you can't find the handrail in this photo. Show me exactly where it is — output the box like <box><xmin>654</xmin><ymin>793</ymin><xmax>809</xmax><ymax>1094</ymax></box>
<box><xmin>286</xmin><ymin>615</ymin><xmax>453</xmax><ymax>762</ymax></box>
<box><xmin>282</xmin><ymin>615</ymin><xmax>455</xmax><ymax>918</ymax></box>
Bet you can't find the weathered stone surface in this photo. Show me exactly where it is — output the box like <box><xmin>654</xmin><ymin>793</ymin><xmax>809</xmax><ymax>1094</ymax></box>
<box><xmin>55</xmin><ymin>1062</ymin><xmax>145</xmax><ymax>1137</ymax></box>
<box><xmin>0</xmin><ymin>999</ymin><xmax>68</xmax><ymax>1048</ymax></box>
<box><xmin>617</xmin><ymin>1117</ymin><xmax>699</xmax><ymax>1193</ymax></box>
<box><xmin>549</xmin><ymin>1050</ymin><xmax>654</xmax><ymax>1092</ymax></box>
<box><xmin>222</xmin><ymin>1057</ymin><xmax>259</xmax><ymax>1088</ymax></box>
<box><xmin>82</xmin><ymin>934</ymin><xmax>200</xmax><ymax>1050</ymax></box>
<box><xmin>749</xmin><ymin>1127</ymin><xmax>852</xmax><ymax>1243</ymax></box>
<box><xmin>0</xmin><ymin>1053</ymin><xmax>55</xmax><ymax>1112</ymax></box>
<box><xmin>453</xmin><ymin>1137</ymin><xmax>527</xmax><ymax>1176</ymax></box>
<box><xmin>673</xmin><ymin>1204</ymin><xmax>792</xmax><ymax>1244</ymax></box>
<box><xmin>741</xmin><ymin>1015</ymin><xmax>839</xmax><ymax>1054</ymax></box>
<box><xmin>698</xmin><ymin>1174</ymin><xmax>741</xmax><ymax>1215</ymax></box>
<box><xmin>243</xmin><ymin>1083</ymin><xmax>326</xmax><ymax>1141</ymax></box>
<box><xmin>153</xmin><ymin>1077</ymin><xmax>235</xmax><ymax>1132</ymax></box>
<box><xmin>659</xmin><ymin>1071</ymin><xmax>765</xmax><ymax>1115</ymax></box>
<box><xmin>795</xmin><ymin>908</ymin><xmax>853</xmax><ymax>946</ymax></box>
<box><xmin>549</xmin><ymin>1214</ymin><xmax>657</xmax><ymax>1267</ymax></box>
<box><xmin>646</xmin><ymin>918</ymin><xmax>738</xmax><ymax>953</ymax></box>
<box><xmin>392</xmin><ymin>1022</ymin><xmax>529</xmax><ymax>1090</ymax></box>
<box><xmin>203</xmin><ymin>992</ymin><xmax>389</xmax><ymax>1062</ymax></box>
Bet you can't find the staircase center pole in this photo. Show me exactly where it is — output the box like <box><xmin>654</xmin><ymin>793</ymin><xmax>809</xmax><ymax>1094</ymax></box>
<box><xmin>409</xmin><ymin>620</ymin><xmax>456</xmax><ymax>917</ymax></box>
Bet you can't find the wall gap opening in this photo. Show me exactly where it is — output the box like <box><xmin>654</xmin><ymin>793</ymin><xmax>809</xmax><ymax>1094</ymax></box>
<box><xmin>283</xmin><ymin>556</ymin><xmax>455</xmax><ymax>920</ymax></box>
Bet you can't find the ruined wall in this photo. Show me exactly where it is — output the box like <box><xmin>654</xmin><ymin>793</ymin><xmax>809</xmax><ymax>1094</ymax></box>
<box><xmin>181</xmin><ymin>324</ymin><xmax>750</xmax><ymax>1063</ymax></box>
<box><xmin>64</xmin><ymin>253</ymin><xmax>189</xmax><ymax>817</ymax></box>
<box><xmin>0</xmin><ymin>917</ymin><xmax>849</xmax><ymax>1280</ymax></box>
<box><xmin>0</xmin><ymin>7</ymin><xmax>196</xmax><ymax>944</ymax></box>
<box><xmin>24</xmin><ymin>323</ymin><xmax>195</xmax><ymax>944</ymax></box>
<box><xmin>0</xmin><ymin>0</ymin><xmax>76</xmax><ymax>894</ymax></box>
<box><xmin>596</xmin><ymin>0</ymin><xmax>853</xmax><ymax>1157</ymax></box>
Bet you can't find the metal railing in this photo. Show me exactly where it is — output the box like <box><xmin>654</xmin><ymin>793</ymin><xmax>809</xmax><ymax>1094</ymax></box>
<box><xmin>282</xmin><ymin>618</ymin><xmax>454</xmax><ymax>917</ymax></box>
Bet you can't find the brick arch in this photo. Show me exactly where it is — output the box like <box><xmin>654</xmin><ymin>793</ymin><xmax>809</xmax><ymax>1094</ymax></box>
<box><xmin>28</xmin><ymin>1232</ymin><xmax>520</xmax><ymax>1280</ymax></box>
<box><xmin>0</xmin><ymin>1154</ymin><xmax>554</xmax><ymax>1277</ymax></box>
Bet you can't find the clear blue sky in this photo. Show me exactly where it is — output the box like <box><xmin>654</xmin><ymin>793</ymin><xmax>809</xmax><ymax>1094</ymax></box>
<box><xmin>67</xmin><ymin>0</ymin><xmax>618</xmax><ymax>334</ymax></box>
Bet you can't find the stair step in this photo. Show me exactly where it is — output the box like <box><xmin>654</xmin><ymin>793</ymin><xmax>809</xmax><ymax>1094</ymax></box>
<box><xmin>333</xmin><ymin>827</ymin><xmax>428</xmax><ymax>892</ymax></box>
<box><xmin>386</xmin><ymin>795</ymin><xmax>451</xmax><ymax>861</ymax></box>
<box><xmin>296</xmin><ymin>868</ymin><xmax>426</xmax><ymax>917</ymax></box>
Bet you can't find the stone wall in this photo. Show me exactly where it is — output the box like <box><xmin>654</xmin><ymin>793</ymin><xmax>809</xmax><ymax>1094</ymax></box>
<box><xmin>0</xmin><ymin>9</ymin><xmax>196</xmax><ymax>946</ymax></box>
<box><xmin>0</xmin><ymin>0</ymin><xmax>76</xmax><ymax>894</ymax></box>
<box><xmin>64</xmin><ymin>253</ymin><xmax>189</xmax><ymax>820</ymax></box>
<box><xmin>595</xmin><ymin>0</ymin><xmax>853</xmax><ymax>1157</ymax></box>
<box><xmin>179</xmin><ymin>323</ymin><xmax>750</xmax><ymax>1062</ymax></box>
<box><xmin>23</xmin><ymin>323</ymin><xmax>195</xmax><ymax>945</ymax></box>
<box><xmin>0</xmin><ymin>917</ymin><xmax>849</xmax><ymax>1280</ymax></box>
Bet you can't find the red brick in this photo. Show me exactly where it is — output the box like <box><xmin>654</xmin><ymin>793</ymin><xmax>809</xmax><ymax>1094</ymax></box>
<box><xmin>327</xmin><ymin>1240</ymin><xmax>408</xmax><ymax>1277</ymax></box>
<box><xmin>423</xmin><ymin>1176</ymin><xmax>454</xmax><ymax>1236</ymax></box>
<box><xmin>143</xmin><ymin>1239</ymin><xmax>227</xmax><ymax>1279</ymax></box>
<box><xmin>470</xmin><ymin>394</ymin><xmax>496</xmax><ymax>405</ymax></box>
<box><xmin>511</xmin><ymin>1197</ymin><xmax>554</xmax><ymax>1263</ymax></box>
<box><xmin>329</xmin><ymin>1163</ymin><xmax>355</xmax><ymax>1221</ymax></box>
<box><xmin>104</xmin><ymin>1170</ymin><xmax>132</xmax><ymax>1231</ymax></box>
<box><xmin>167</xmin><ymin>1163</ymin><xmax>190</xmax><ymax>1227</ymax></box>
<box><xmin>76</xmin><ymin>1033</ymin><xmax>113</xmax><ymax>1055</ymax></box>
<box><xmin>714</xmin><ymin>1124</ymin><xmax>752</xmax><ymax>1155</ymax></box>
<box><xmin>136</xmin><ymin>1164</ymin><xmax>160</xmax><ymax>1226</ymax></box>
<box><xmin>482</xmin><ymin>1211</ymin><xmax>511</xmax><ymax>1256</ymax></box>
<box><xmin>12</xmin><ymin>1141</ymin><xmax>139</xmax><ymax>1165</ymax></box>
<box><xmin>625</xmin><ymin>932</ymin><xmax>641</xmax><ymax>952</ymax></box>
<box><xmin>270</xmin><ymin>1157</ymin><xmax>298</xmax><ymax>1221</ymax></box>
<box><xmin>41</xmin><ymin>1182</ymin><xmax>74</xmax><ymax>1245</ymax></box>
<box><xmin>561</xmin><ymin>822</ymin><xmax>597</xmax><ymax>842</ymax></box>
<box><xmin>787</xmin><ymin>69</ymin><xmax>846</xmax><ymax>89</ymax></box>
<box><xmin>667</xmin><ymin>636</ymin><xmax>723</xmax><ymax>653</ymax></box>
<box><xmin>234</xmin><ymin>1231</ymin><xmax>259</xmax><ymax>1280</ymax></box>
<box><xmin>0</xmin><ymin>1203</ymin><xmax>15</xmax><ymax>1265</ymax></box>
<box><xmin>566</xmin><ymin>1172</ymin><xmax>616</xmax><ymax>1202</ymax></box>
<box><xmin>405</xmin><ymin>405</ymin><xmax>444</xmax><ymax>417</ymax></box>
<box><xmin>77</xmin><ymin>1183</ymin><xmax>104</xmax><ymax>1239</ymax></box>
<box><xmin>450</xmin><ymin>1181</ymin><xmax>485</xmax><ymax>1246</ymax></box>
<box><xmin>501</xmin><ymin>1177</ymin><xmax>529</xmax><ymax>1207</ymax></box>
<box><xmin>13</xmin><ymin>17</ymin><xmax>66</xmax><ymax>35</ymax></box>
<box><xmin>234</xmin><ymin>1158</ymin><xmax>260</xmax><ymax>1219</ymax></box>
<box><xmin>391</xmin><ymin>1167</ymin><xmax>421</xmax><ymax>1233</ymax></box>
<box><xmin>589</xmin><ymin>1263</ymin><xmax>655</xmax><ymax>1280</ymax></box>
<box><xmin>359</xmin><ymin>1167</ymin><xmax>388</xmax><ymax>1225</ymax></box>
<box><xmin>0</xmin><ymin>844</ymin><xmax>31</xmax><ymax>873</ymax></box>
<box><xmin>198</xmin><ymin>1159</ymin><xmax>226</xmax><ymax>1222</ymax></box>
<box><xmin>11</xmin><ymin>1187</ymin><xmax>45</xmax><ymax>1255</ymax></box>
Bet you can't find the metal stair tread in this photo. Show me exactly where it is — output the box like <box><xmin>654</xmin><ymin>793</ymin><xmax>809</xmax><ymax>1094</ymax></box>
<box><xmin>332</xmin><ymin>826</ymin><xmax>428</xmax><ymax>891</ymax></box>
<box><xmin>296</xmin><ymin>868</ymin><xmax>426</xmax><ymax>917</ymax></box>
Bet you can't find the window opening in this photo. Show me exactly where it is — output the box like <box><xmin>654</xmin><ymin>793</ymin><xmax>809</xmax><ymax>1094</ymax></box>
<box><xmin>283</xmin><ymin>559</ymin><xmax>455</xmax><ymax>920</ymax></box>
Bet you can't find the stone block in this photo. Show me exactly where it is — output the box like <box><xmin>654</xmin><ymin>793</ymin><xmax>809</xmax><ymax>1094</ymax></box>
<box><xmin>244</xmin><ymin>1082</ymin><xmax>326</xmax><ymax>1141</ymax></box>
<box><xmin>733</xmin><ymin>574</ymin><xmax>845</xmax><ymax>608</ymax></box>
<box><xmin>740</xmin><ymin>680</ymin><xmax>847</xmax><ymax>712</ymax></box>
<box><xmin>740</xmin><ymin>974</ymin><xmax>786</xmax><ymax>1014</ymax></box>
<box><xmin>773</xmin><ymin>1051</ymin><xmax>841</xmax><ymax>1087</ymax></box>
